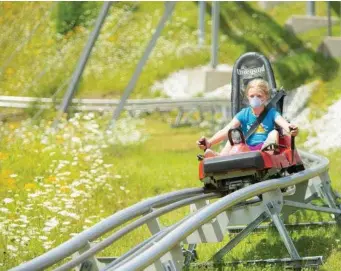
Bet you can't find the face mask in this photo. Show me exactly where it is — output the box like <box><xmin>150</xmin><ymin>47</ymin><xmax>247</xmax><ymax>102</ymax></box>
<box><xmin>249</xmin><ymin>96</ymin><xmax>263</xmax><ymax>108</ymax></box>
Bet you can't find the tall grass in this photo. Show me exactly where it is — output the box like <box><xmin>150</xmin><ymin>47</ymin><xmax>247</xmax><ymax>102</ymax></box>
<box><xmin>1</xmin><ymin>115</ymin><xmax>341</xmax><ymax>270</ymax></box>
<box><xmin>0</xmin><ymin>112</ymin><xmax>146</xmax><ymax>269</ymax></box>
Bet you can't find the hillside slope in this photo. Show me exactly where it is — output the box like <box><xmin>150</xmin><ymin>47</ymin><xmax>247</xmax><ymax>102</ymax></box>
<box><xmin>1</xmin><ymin>2</ymin><xmax>341</xmax><ymax>270</ymax></box>
<box><xmin>0</xmin><ymin>1</ymin><xmax>339</xmax><ymax>100</ymax></box>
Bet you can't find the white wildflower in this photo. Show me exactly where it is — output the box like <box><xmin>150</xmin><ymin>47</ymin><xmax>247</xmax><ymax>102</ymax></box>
<box><xmin>43</xmin><ymin>217</ymin><xmax>59</xmax><ymax>232</ymax></box>
<box><xmin>59</xmin><ymin>210</ymin><xmax>80</xmax><ymax>220</ymax></box>
<box><xmin>3</xmin><ymin>198</ymin><xmax>14</xmax><ymax>204</ymax></box>
<box><xmin>0</xmin><ymin>207</ymin><xmax>9</xmax><ymax>213</ymax></box>
<box><xmin>28</xmin><ymin>192</ymin><xmax>43</xmax><ymax>198</ymax></box>
<box><xmin>71</xmin><ymin>137</ymin><xmax>81</xmax><ymax>144</ymax></box>
<box><xmin>7</xmin><ymin>245</ymin><xmax>18</xmax><ymax>252</ymax></box>
<box><xmin>70</xmin><ymin>191</ymin><xmax>81</xmax><ymax>198</ymax></box>
<box><xmin>21</xmin><ymin>236</ymin><xmax>30</xmax><ymax>242</ymax></box>
<box><xmin>43</xmin><ymin>240</ymin><xmax>55</xmax><ymax>250</ymax></box>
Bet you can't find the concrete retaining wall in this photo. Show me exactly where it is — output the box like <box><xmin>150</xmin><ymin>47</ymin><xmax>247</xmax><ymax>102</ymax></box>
<box><xmin>318</xmin><ymin>37</ymin><xmax>341</xmax><ymax>57</ymax></box>
<box><xmin>285</xmin><ymin>15</ymin><xmax>339</xmax><ymax>34</ymax></box>
<box><xmin>187</xmin><ymin>69</ymin><xmax>232</xmax><ymax>93</ymax></box>
<box><xmin>258</xmin><ymin>1</ymin><xmax>285</xmax><ymax>10</ymax></box>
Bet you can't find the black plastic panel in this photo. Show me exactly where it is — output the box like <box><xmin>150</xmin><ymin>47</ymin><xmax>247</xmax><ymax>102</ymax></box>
<box><xmin>204</xmin><ymin>152</ymin><xmax>264</xmax><ymax>173</ymax></box>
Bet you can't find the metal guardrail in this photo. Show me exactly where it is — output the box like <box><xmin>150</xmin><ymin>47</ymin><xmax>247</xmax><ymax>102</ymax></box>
<box><xmin>10</xmin><ymin>149</ymin><xmax>340</xmax><ymax>271</ymax></box>
<box><xmin>114</xmin><ymin>150</ymin><xmax>333</xmax><ymax>270</ymax></box>
<box><xmin>10</xmin><ymin>188</ymin><xmax>207</xmax><ymax>271</ymax></box>
<box><xmin>0</xmin><ymin>95</ymin><xmax>229</xmax><ymax>112</ymax></box>
<box><xmin>55</xmin><ymin>192</ymin><xmax>219</xmax><ymax>271</ymax></box>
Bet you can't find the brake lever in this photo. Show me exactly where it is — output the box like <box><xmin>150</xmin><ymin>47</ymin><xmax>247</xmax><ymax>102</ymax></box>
<box><xmin>198</xmin><ymin>138</ymin><xmax>208</xmax><ymax>151</ymax></box>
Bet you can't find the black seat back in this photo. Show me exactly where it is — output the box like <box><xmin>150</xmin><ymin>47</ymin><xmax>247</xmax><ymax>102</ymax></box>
<box><xmin>231</xmin><ymin>52</ymin><xmax>284</xmax><ymax>117</ymax></box>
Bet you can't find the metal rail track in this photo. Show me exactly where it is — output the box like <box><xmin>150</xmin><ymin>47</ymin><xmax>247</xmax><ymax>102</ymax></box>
<box><xmin>10</xmin><ymin>150</ymin><xmax>341</xmax><ymax>271</ymax></box>
<box><xmin>112</xmin><ymin>151</ymin><xmax>334</xmax><ymax>271</ymax></box>
<box><xmin>10</xmin><ymin>188</ymin><xmax>211</xmax><ymax>271</ymax></box>
<box><xmin>0</xmin><ymin>95</ymin><xmax>229</xmax><ymax>112</ymax></box>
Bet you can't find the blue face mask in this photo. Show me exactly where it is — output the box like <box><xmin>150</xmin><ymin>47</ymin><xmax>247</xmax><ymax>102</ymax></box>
<box><xmin>249</xmin><ymin>96</ymin><xmax>263</xmax><ymax>108</ymax></box>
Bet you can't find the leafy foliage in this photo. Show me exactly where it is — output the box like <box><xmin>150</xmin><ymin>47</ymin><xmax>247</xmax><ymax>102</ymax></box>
<box><xmin>55</xmin><ymin>2</ymin><xmax>101</xmax><ymax>34</ymax></box>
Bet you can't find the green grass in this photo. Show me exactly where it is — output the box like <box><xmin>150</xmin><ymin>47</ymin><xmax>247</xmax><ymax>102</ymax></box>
<box><xmin>0</xmin><ymin>1</ymin><xmax>339</xmax><ymax>103</ymax></box>
<box><xmin>1</xmin><ymin>115</ymin><xmax>341</xmax><ymax>270</ymax></box>
<box><xmin>0</xmin><ymin>114</ymin><xmax>208</xmax><ymax>270</ymax></box>
<box><xmin>1</xmin><ymin>2</ymin><xmax>341</xmax><ymax>270</ymax></box>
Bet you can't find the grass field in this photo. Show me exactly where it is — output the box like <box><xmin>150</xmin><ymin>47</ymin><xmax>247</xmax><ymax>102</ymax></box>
<box><xmin>1</xmin><ymin>1</ymin><xmax>341</xmax><ymax>270</ymax></box>
<box><xmin>1</xmin><ymin>114</ymin><xmax>341</xmax><ymax>270</ymax></box>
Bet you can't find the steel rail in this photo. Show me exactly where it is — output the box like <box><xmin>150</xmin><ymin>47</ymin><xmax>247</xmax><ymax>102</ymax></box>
<box><xmin>54</xmin><ymin>192</ymin><xmax>219</xmax><ymax>271</ymax></box>
<box><xmin>109</xmin><ymin>210</ymin><xmax>200</xmax><ymax>270</ymax></box>
<box><xmin>10</xmin><ymin>187</ymin><xmax>204</xmax><ymax>271</ymax></box>
<box><xmin>108</xmin><ymin>197</ymin><xmax>261</xmax><ymax>270</ymax></box>
<box><xmin>104</xmin><ymin>228</ymin><xmax>166</xmax><ymax>269</ymax></box>
<box><xmin>114</xmin><ymin>150</ymin><xmax>330</xmax><ymax>271</ymax></box>
<box><xmin>104</xmin><ymin>197</ymin><xmax>261</xmax><ymax>270</ymax></box>
<box><xmin>0</xmin><ymin>95</ymin><xmax>228</xmax><ymax>104</ymax></box>
<box><xmin>0</xmin><ymin>96</ymin><xmax>229</xmax><ymax>112</ymax></box>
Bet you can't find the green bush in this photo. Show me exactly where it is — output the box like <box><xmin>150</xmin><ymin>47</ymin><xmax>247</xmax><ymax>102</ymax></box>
<box><xmin>56</xmin><ymin>2</ymin><xmax>101</xmax><ymax>34</ymax></box>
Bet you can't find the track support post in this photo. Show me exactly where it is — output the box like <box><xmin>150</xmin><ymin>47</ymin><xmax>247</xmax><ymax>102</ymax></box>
<box><xmin>173</xmin><ymin>107</ymin><xmax>184</xmax><ymax>127</ymax></box>
<box><xmin>266</xmin><ymin>201</ymin><xmax>300</xmax><ymax>260</ymax></box>
<box><xmin>319</xmin><ymin>171</ymin><xmax>341</xmax><ymax>226</ymax></box>
<box><xmin>212</xmin><ymin>211</ymin><xmax>269</xmax><ymax>264</ymax></box>
<box><xmin>183</xmin><ymin>244</ymin><xmax>198</xmax><ymax>268</ymax></box>
<box><xmin>263</xmin><ymin>190</ymin><xmax>300</xmax><ymax>261</ymax></box>
<box><xmin>74</xmin><ymin>241</ymin><xmax>103</xmax><ymax>271</ymax></box>
<box><xmin>146</xmin><ymin>214</ymin><xmax>184</xmax><ymax>271</ymax></box>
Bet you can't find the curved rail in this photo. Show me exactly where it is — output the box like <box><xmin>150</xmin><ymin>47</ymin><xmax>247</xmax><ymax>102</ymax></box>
<box><xmin>54</xmin><ymin>192</ymin><xmax>220</xmax><ymax>271</ymax></box>
<box><xmin>105</xmin><ymin>197</ymin><xmax>262</xmax><ymax>270</ymax></box>
<box><xmin>10</xmin><ymin>150</ymin><xmax>334</xmax><ymax>271</ymax></box>
<box><xmin>10</xmin><ymin>188</ymin><xmax>205</xmax><ymax>271</ymax></box>
<box><xmin>114</xmin><ymin>151</ymin><xmax>330</xmax><ymax>270</ymax></box>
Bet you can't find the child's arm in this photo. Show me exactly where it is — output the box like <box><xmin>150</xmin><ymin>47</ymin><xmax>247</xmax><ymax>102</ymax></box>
<box><xmin>197</xmin><ymin>117</ymin><xmax>241</xmax><ymax>149</ymax></box>
<box><xmin>275</xmin><ymin>115</ymin><xmax>299</xmax><ymax>136</ymax></box>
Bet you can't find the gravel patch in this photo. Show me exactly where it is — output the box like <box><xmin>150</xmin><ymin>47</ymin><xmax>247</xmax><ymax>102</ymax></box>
<box><xmin>283</xmin><ymin>81</ymin><xmax>319</xmax><ymax>120</ymax></box>
<box><xmin>302</xmin><ymin>97</ymin><xmax>341</xmax><ymax>152</ymax></box>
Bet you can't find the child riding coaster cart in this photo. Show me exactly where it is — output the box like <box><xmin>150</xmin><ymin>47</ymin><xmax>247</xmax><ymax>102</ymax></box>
<box><xmin>197</xmin><ymin>52</ymin><xmax>305</xmax><ymax>193</ymax></box>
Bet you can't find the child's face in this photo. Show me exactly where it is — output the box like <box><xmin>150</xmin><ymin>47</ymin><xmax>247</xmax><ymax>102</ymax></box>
<box><xmin>247</xmin><ymin>87</ymin><xmax>267</xmax><ymax>104</ymax></box>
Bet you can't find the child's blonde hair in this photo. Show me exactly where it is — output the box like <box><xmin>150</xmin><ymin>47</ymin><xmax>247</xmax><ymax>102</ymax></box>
<box><xmin>245</xmin><ymin>79</ymin><xmax>270</xmax><ymax>99</ymax></box>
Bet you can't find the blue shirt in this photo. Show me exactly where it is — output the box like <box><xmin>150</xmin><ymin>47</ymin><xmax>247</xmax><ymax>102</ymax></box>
<box><xmin>235</xmin><ymin>107</ymin><xmax>281</xmax><ymax>146</ymax></box>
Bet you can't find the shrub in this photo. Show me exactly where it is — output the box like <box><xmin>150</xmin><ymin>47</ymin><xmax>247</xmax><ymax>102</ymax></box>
<box><xmin>56</xmin><ymin>2</ymin><xmax>101</xmax><ymax>34</ymax></box>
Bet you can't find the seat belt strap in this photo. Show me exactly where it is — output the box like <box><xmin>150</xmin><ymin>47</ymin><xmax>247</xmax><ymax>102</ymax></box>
<box><xmin>245</xmin><ymin>90</ymin><xmax>285</xmax><ymax>140</ymax></box>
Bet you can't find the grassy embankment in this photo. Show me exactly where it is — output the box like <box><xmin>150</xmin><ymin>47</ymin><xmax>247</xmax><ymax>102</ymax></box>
<box><xmin>0</xmin><ymin>1</ymin><xmax>339</xmax><ymax>100</ymax></box>
<box><xmin>1</xmin><ymin>1</ymin><xmax>341</xmax><ymax>270</ymax></box>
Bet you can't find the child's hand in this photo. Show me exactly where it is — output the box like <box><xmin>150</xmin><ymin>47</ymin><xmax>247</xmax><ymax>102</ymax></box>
<box><xmin>289</xmin><ymin>124</ymin><xmax>299</xmax><ymax>136</ymax></box>
<box><xmin>197</xmin><ymin>137</ymin><xmax>211</xmax><ymax>150</ymax></box>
